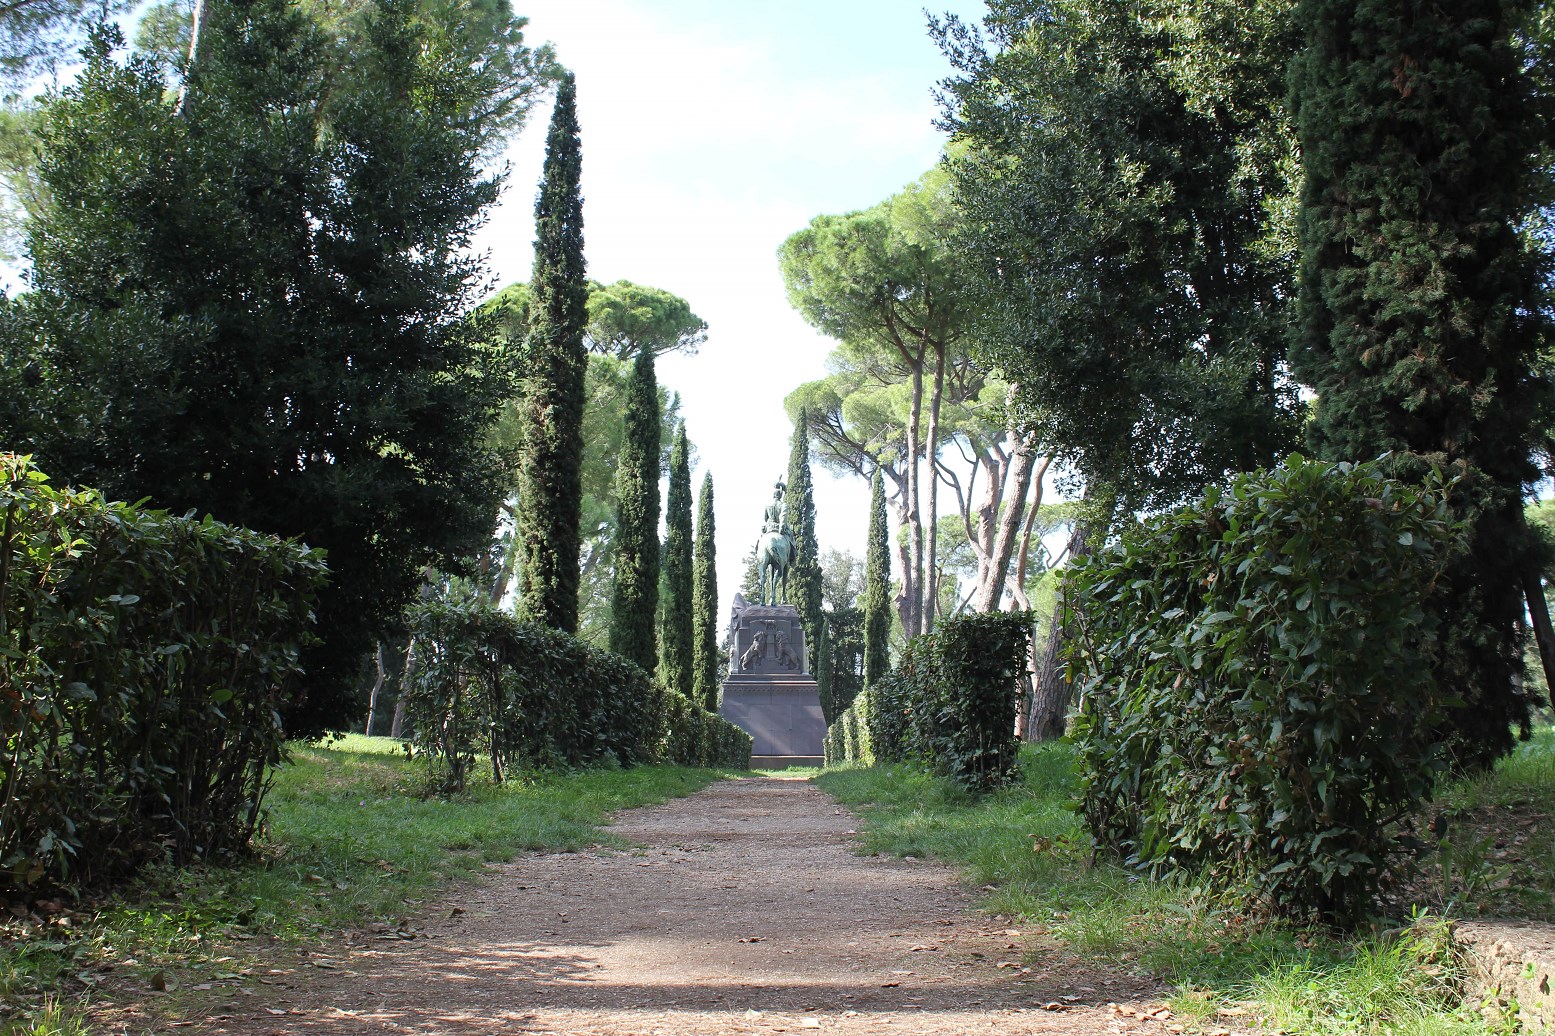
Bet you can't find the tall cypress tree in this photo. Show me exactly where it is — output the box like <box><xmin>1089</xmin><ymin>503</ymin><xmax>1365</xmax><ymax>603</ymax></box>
<box><xmin>660</xmin><ymin>424</ymin><xmax>695</xmax><ymax>698</ymax></box>
<box><xmin>515</xmin><ymin>72</ymin><xmax>588</xmax><ymax>633</ymax></box>
<box><xmin>608</xmin><ymin>348</ymin><xmax>660</xmax><ymax>672</ymax></box>
<box><xmin>693</xmin><ymin>471</ymin><xmax>720</xmax><ymax>711</ymax></box>
<box><xmin>1291</xmin><ymin>0</ymin><xmax>1555</xmax><ymax>766</ymax></box>
<box><xmin>863</xmin><ymin>468</ymin><xmax>892</xmax><ymax>691</ymax></box>
<box><xmin>785</xmin><ymin>406</ymin><xmax>828</xmax><ymax>715</ymax></box>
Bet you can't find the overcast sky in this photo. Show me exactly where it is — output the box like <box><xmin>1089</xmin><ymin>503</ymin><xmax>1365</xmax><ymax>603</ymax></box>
<box><xmin>484</xmin><ymin>0</ymin><xmax>988</xmax><ymax>615</ymax></box>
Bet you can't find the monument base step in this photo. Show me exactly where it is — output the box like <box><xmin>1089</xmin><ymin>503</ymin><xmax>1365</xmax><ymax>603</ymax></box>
<box><xmin>750</xmin><ymin>755</ymin><xmax>822</xmax><ymax>770</ymax></box>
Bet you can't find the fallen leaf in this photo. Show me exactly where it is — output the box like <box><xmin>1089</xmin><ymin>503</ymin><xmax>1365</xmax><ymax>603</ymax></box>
<box><xmin>801</xmin><ymin>1020</ymin><xmax>821</xmax><ymax>1029</ymax></box>
<box><xmin>909</xmin><ymin>944</ymin><xmax>939</xmax><ymax>952</ymax></box>
<box><xmin>744</xmin><ymin>1009</ymin><xmax>764</xmax><ymax>1019</ymax></box>
<box><xmin>265</xmin><ymin>1008</ymin><xmax>288</xmax><ymax>1016</ymax></box>
<box><xmin>880</xmin><ymin>981</ymin><xmax>900</xmax><ymax>988</ymax></box>
<box><xmin>1041</xmin><ymin>1002</ymin><xmax>1065</xmax><ymax>1011</ymax></box>
<box><xmin>739</xmin><ymin>936</ymin><xmax>766</xmax><ymax>943</ymax></box>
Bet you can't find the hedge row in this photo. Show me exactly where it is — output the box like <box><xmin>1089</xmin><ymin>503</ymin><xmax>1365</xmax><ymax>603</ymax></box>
<box><xmin>1066</xmin><ymin>455</ymin><xmax>1461</xmax><ymax>925</ymax></box>
<box><xmin>824</xmin><ymin>611</ymin><xmax>1031</xmax><ymax>792</ymax></box>
<box><xmin>0</xmin><ymin>456</ymin><xmax>327</xmax><ymax>892</ymax></box>
<box><xmin>403</xmin><ymin>592</ymin><xmax>750</xmax><ymax>789</ymax></box>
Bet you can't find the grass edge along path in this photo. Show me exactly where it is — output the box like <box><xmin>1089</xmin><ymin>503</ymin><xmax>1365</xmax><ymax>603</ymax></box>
<box><xmin>1</xmin><ymin>734</ymin><xmax>744</xmax><ymax>1035</ymax></box>
<box><xmin>815</xmin><ymin>740</ymin><xmax>1546</xmax><ymax>1036</ymax></box>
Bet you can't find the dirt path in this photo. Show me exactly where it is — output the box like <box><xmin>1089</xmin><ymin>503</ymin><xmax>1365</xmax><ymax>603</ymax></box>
<box><xmin>198</xmin><ymin>776</ymin><xmax>1178</xmax><ymax>1035</ymax></box>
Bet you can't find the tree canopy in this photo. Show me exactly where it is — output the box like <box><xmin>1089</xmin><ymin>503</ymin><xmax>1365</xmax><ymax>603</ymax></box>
<box><xmin>936</xmin><ymin>0</ymin><xmax>1305</xmax><ymax>513</ymax></box>
<box><xmin>0</xmin><ymin>0</ymin><xmax>547</xmax><ymax>733</ymax></box>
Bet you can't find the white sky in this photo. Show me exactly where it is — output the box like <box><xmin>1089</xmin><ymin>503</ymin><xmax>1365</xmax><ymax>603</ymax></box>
<box><xmin>482</xmin><ymin>0</ymin><xmax>989</xmax><ymax>614</ymax></box>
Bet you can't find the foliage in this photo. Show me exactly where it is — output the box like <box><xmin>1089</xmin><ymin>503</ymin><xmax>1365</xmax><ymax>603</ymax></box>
<box><xmin>823</xmin><ymin>606</ymin><xmax>863</xmax><ymax>717</ymax></box>
<box><xmin>0</xmin><ymin>0</ymin><xmax>136</xmax><ymax>90</ymax></box>
<box><xmin>835</xmin><ymin>611</ymin><xmax>1031</xmax><ymax>792</ymax></box>
<box><xmin>692</xmin><ymin>472</ymin><xmax>720</xmax><ymax>711</ymax></box>
<box><xmin>659</xmin><ymin>425</ymin><xmax>694</xmax><ymax>698</ymax></box>
<box><xmin>402</xmin><ymin>590</ymin><xmax>750</xmax><ymax>791</ymax></box>
<box><xmin>0</xmin><ymin>735</ymin><xmax>736</xmax><ymax>1027</ymax></box>
<box><xmin>514</xmin><ymin>71</ymin><xmax>588</xmax><ymax>634</ymax></box>
<box><xmin>585</xmin><ymin>279</ymin><xmax>708</xmax><ymax>359</ymax></box>
<box><xmin>608</xmin><ymin>348</ymin><xmax>661</xmax><ymax>671</ymax></box>
<box><xmin>477</xmin><ymin>285</ymin><xmax>686</xmax><ymax>645</ymax></box>
<box><xmin>3</xmin><ymin>4</ymin><xmax>539</xmax><ymax>735</ymax></box>
<box><xmin>780</xmin><ymin>170</ymin><xmax>973</xmax><ymax>637</ymax></box>
<box><xmin>817</xmin><ymin>742</ymin><xmax>1514</xmax><ymax>1036</ymax></box>
<box><xmin>0</xmin><ymin>456</ymin><xmax>326</xmax><ymax>894</ymax></box>
<box><xmin>936</xmin><ymin>0</ymin><xmax>1304</xmax><ymax>513</ymax></box>
<box><xmin>863</xmin><ymin>469</ymin><xmax>892</xmax><ymax>690</ymax></box>
<box><xmin>1290</xmin><ymin>0</ymin><xmax>1555</xmax><ymax>769</ymax></box>
<box><xmin>784</xmin><ymin>407</ymin><xmax>827</xmax><ymax>712</ymax></box>
<box><xmin>1067</xmin><ymin>455</ymin><xmax>1463</xmax><ymax>925</ymax></box>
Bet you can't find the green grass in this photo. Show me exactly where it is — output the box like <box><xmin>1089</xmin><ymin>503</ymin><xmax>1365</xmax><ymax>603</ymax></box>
<box><xmin>1</xmin><ymin>736</ymin><xmax>740</xmax><ymax>1032</ymax></box>
<box><xmin>817</xmin><ymin>742</ymin><xmax>1532</xmax><ymax>1035</ymax></box>
<box><xmin>1425</xmin><ymin>727</ymin><xmax>1555</xmax><ymax>920</ymax></box>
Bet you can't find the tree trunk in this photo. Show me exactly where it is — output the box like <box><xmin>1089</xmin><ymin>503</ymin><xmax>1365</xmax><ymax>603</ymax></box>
<box><xmin>174</xmin><ymin>0</ymin><xmax>214</xmax><ymax>115</ymax></box>
<box><xmin>1524</xmin><ymin>570</ymin><xmax>1555</xmax><ymax>707</ymax></box>
<box><xmin>1025</xmin><ymin>519</ymin><xmax>1091</xmax><ymax>740</ymax></box>
<box><xmin>1007</xmin><ymin>480</ymin><xmax>1049</xmax><ymax>611</ymax></box>
<box><xmin>891</xmin><ymin>498</ymin><xmax>916</xmax><ymax>637</ymax></box>
<box><xmin>972</xmin><ymin>436</ymin><xmax>1045</xmax><ymax>613</ymax></box>
<box><xmin>922</xmin><ymin>341</ymin><xmax>947</xmax><ymax>634</ymax></box>
<box><xmin>904</xmin><ymin>360</ymin><xmax>925</xmax><ymax>638</ymax></box>
<box><xmin>364</xmin><ymin>641</ymin><xmax>387</xmax><ymax>737</ymax></box>
<box><xmin>390</xmin><ymin>638</ymin><xmax>415</xmax><ymax>740</ymax></box>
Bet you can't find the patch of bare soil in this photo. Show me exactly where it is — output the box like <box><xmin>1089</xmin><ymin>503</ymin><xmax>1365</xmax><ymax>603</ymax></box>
<box><xmin>192</xmin><ymin>776</ymin><xmax>1178</xmax><ymax>1035</ymax></box>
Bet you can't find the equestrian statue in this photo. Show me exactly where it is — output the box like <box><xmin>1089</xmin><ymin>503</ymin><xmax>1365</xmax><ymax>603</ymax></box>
<box><xmin>755</xmin><ymin>480</ymin><xmax>795</xmax><ymax>606</ymax></box>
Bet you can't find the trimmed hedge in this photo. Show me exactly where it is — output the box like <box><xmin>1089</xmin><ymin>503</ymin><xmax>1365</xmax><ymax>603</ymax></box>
<box><xmin>1066</xmin><ymin>455</ymin><xmax>1462</xmax><ymax>925</ymax></box>
<box><xmin>403</xmin><ymin>592</ymin><xmax>750</xmax><ymax>789</ymax></box>
<box><xmin>0</xmin><ymin>456</ymin><xmax>327</xmax><ymax>892</ymax></box>
<box><xmin>824</xmin><ymin>611</ymin><xmax>1032</xmax><ymax>792</ymax></box>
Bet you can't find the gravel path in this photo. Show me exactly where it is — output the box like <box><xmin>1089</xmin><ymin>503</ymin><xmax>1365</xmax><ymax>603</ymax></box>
<box><xmin>198</xmin><ymin>775</ymin><xmax>1177</xmax><ymax>1035</ymax></box>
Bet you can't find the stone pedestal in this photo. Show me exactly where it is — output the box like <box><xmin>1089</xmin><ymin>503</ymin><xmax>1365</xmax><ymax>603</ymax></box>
<box><xmin>720</xmin><ymin>677</ymin><xmax>824</xmax><ymax>766</ymax></box>
<box><xmin>718</xmin><ymin>599</ymin><xmax>823</xmax><ymax>766</ymax></box>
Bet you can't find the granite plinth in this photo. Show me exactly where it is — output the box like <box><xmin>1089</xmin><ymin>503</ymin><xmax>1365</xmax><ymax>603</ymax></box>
<box><xmin>719</xmin><ymin>677</ymin><xmax>824</xmax><ymax>759</ymax></box>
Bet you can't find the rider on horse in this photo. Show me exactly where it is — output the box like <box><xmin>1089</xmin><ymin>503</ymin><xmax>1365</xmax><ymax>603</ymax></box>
<box><xmin>756</xmin><ymin>480</ymin><xmax>795</xmax><ymax>606</ymax></box>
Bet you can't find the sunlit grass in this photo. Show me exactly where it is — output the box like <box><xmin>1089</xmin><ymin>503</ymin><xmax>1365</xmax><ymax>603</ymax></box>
<box><xmin>2</xmin><ymin>739</ymin><xmax>739</xmax><ymax>1028</ymax></box>
<box><xmin>817</xmin><ymin>741</ymin><xmax>1535</xmax><ymax>1034</ymax></box>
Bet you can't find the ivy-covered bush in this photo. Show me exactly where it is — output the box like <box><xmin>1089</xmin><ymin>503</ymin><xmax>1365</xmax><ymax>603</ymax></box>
<box><xmin>825</xmin><ymin>612</ymin><xmax>1031</xmax><ymax>792</ymax></box>
<box><xmin>1067</xmin><ymin>455</ymin><xmax>1462</xmax><ymax>925</ymax></box>
<box><xmin>0</xmin><ymin>456</ymin><xmax>326</xmax><ymax>892</ymax></box>
<box><xmin>403</xmin><ymin>592</ymin><xmax>750</xmax><ymax>789</ymax></box>
<box><xmin>823</xmin><ymin>688</ymin><xmax>875</xmax><ymax>766</ymax></box>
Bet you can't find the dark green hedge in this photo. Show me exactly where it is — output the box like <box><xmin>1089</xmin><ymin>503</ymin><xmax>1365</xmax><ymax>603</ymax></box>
<box><xmin>825</xmin><ymin>611</ymin><xmax>1031</xmax><ymax>792</ymax></box>
<box><xmin>0</xmin><ymin>456</ymin><xmax>327</xmax><ymax>892</ymax></box>
<box><xmin>1066</xmin><ymin>455</ymin><xmax>1462</xmax><ymax>925</ymax></box>
<box><xmin>403</xmin><ymin>593</ymin><xmax>750</xmax><ymax>789</ymax></box>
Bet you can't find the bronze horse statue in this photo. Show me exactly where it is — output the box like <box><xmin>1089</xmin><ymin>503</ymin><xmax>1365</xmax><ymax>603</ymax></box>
<box><xmin>756</xmin><ymin>528</ymin><xmax>795</xmax><ymax>606</ymax></box>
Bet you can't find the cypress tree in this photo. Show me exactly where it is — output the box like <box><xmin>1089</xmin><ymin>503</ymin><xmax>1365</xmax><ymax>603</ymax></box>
<box><xmin>863</xmin><ymin>468</ymin><xmax>892</xmax><ymax>690</ymax></box>
<box><xmin>608</xmin><ymin>347</ymin><xmax>661</xmax><ymax>671</ymax></box>
<box><xmin>659</xmin><ymin>424</ymin><xmax>695</xmax><ymax>699</ymax></box>
<box><xmin>515</xmin><ymin>72</ymin><xmax>588</xmax><ymax>633</ymax></box>
<box><xmin>785</xmin><ymin>406</ymin><xmax>828</xmax><ymax>716</ymax></box>
<box><xmin>1290</xmin><ymin>0</ymin><xmax>1555</xmax><ymax>766</ymax></box>
<box><xmin>693</xmin><ymin>471</ymin><xmax>720</xmax><ymax>711</ymax></box>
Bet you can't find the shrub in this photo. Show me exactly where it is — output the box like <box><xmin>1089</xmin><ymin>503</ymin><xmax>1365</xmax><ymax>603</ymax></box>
<box><xmin>825</xmin><ymin>612</ymin><xmax>1031</xmax><ymax>792</ymax></box>
<box><xmin>1067</xmin><ymin>454</ymin><xmax>1462</xmax><ymax>925</ymax></box>
<box><xmin>0</xmin><ymin>456</ymin><xmax>327</xmax><ymax>892</ymax></box>
<box><xmin>403</xmin><ymin>590</ymin><xmax>749</xmax><ymax>789</ymax></box>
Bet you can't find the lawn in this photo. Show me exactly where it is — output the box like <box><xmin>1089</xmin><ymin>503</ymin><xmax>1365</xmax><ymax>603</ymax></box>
<box><xmin>0</xmin><ymin>735</ymin><xmax>741</xmax><ymax>1034</ymax></box>
<box><xmin>816</xmin><ymin>734</ymin><xmax>1554</xmax><ymax>1036</ymax></box>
